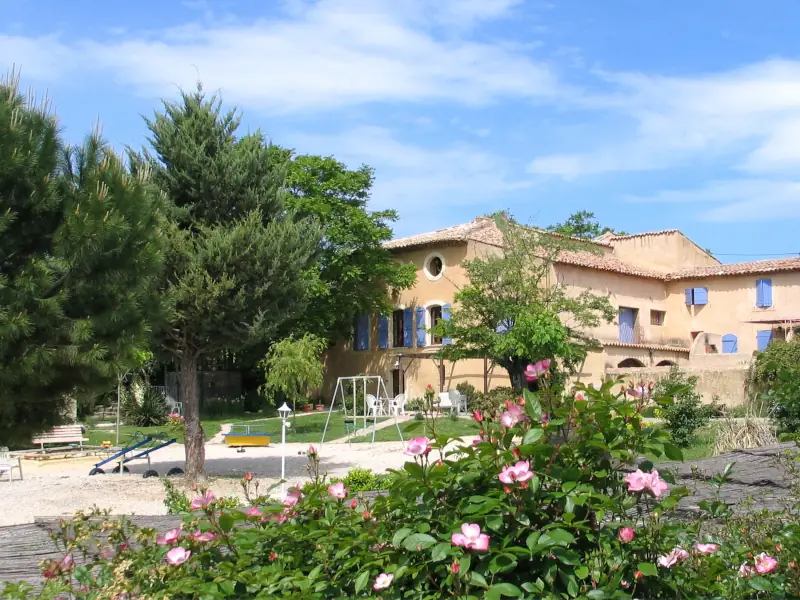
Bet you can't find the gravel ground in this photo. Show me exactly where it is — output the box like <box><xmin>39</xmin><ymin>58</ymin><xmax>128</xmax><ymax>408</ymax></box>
<box><xmin>0</xmin><ymin>439</ymin><xmax>414</xmax><ymax>526</ymax></box>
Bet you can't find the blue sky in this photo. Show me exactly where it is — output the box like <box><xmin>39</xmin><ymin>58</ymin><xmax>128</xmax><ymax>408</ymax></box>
<box><xmin>3</xmin><ymin>0</ymin><xmax>800</xmax><ymax>261</ymax></box>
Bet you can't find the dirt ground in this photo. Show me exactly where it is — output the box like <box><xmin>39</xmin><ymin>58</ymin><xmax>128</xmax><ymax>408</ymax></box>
<box><xmin>0</xmin><ymin>440</ymin><xmax>413</xmax><ymax>526</ymax></box>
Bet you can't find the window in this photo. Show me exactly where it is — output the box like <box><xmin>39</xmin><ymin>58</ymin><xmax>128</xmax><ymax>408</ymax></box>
<box><xmin>391</xmin><ymin>309</ymin><xmax>405</xmax><ymax>347</ymax></box>
<box><xmin>684</xmin><ymin>287</ymin><xmax>708</xmax><ymax>306</ymax></box>
<box><xmin>757</xmin><ymin>329</ymin><xmax>773</xmax><ymax>351</ymax></box>
<box><xmin>721</xmin><ymin>334</ymin><xmax>738</xmax><ymax>354</ymax></box>
<box><xmin>650</xmin><ymin>310</ymin><xmax>665</xmax><ymax>326</ymax></box>
<box><xmin>756</xmin><ymin>279</ymin><xmax>773</xmax><ymax>308</ymax></box>
<box><xmin>429</xmin><ymin>305</ymin><xmax>443</xmax><ymax>344</ymax></box>
<box><xmin>618</xmin><ymin>307</ymin><xmax>637</xmax><ymax>343</ymax></box>
<box><xmin>423</xmin><ymin>252</ymin><xmax>445</xmax><ymax>281</ymax></box>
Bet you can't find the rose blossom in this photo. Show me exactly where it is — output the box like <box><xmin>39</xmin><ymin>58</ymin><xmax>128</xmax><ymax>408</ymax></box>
<box><xmin>156</xmin><ymin>528</ymin><xmax>181</xmax><ymax>546</ymax></box>
<box><xmin>166</xmin><ymin>547</ymin><xmax>191</xmax><ymax>566</ymax></box>
<box><xmin>624</xmin><ymin>469</ymin><xmax>669</xmax><ymax>497</ymax></box>
<box><xmin>191</xmin><ymin>531</ymin><xmax>216</xmax><ymax>542</ymax></box>
<box><xmin>472</xmin><ymin>410</ymin><xmax>483</xmax><ymax>423</ymax></box>
<box><xmin>284</xmin><ymin>488</ymin><xmax>303</xmax><ymax>507</ymax></box>
<box><xmin>500</xmin><ymin>404</ymin><xmax>525</xmax><ymax>428</ymax></box>
<box><xmin>245</xmin><ymin>506</ymin><xmax>262</xmax><ymax>517</ymax></box>
<box><xmin>618</xmin><ymin>527</ymin><xmax>635</xmax><ymax>543</ymax></box>
<box><xmin>694</xmin><ymin>543</ymin><xmax>719</xmax><ymax>555</ymax></box>
<box><xmin>451</xmin><ymin>523</ymin><xmax>490</xmax><ymax>551</ymax></box>
<box><xmin>328</xmin><ymin>482</ymin><xmax>347</xmax><ymax>499</ymax></box>
<box><xmin>373</xmin><ymin>573</ymin><xmax>393</xmax><ymax>590</ymax></box>
<box><xmin>404</xmin><ymin>437</ymin><xmax>432</xmax><ymax>456</ymax></box>
<box><xmin>657</xmin><ymin>547</ymin><xmax>689</xmax><ymax>568</ymax></box>
<box><xmin>524</xmin><ymin>359</ymin><xmax>551</xmax><ymax>382</ymax></box>
<box><xmin>739</xmin><ymin>562</ymin><xmax>756</xmax><ymax>577</ymax></box>
<box><xmin>755</xmin><ymin>553</ymin><xmax>778</xmax><ymax>574</ymax></box>
<box><xmin>498</xmin><ymin>461</ymin><xmax>534</xmax><ymax>485</ymax></box>
<box><xmin>190</xmin><ymin>489</ymin><xmax>215</xmax><ymax>510</ymax></box>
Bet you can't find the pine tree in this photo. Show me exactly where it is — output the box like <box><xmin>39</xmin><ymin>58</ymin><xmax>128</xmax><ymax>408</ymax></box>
<box><xmin>142</xmin><ymin>87</ymin><xmax>320</xmax><ymax>480</ymax></box>
<box><xmin>0</xmin><ymin>74</ymin><xmax>167</xmax><ymax>445</ymax></box>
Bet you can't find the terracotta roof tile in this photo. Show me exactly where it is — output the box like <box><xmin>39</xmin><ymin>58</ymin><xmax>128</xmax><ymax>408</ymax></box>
<box><xmin>602</xmin><ymin>229</ymin><xmax>681</xmax><ymax>241</ymax></box>
<box><xmin>668</xmin><ymin>257</ymin><xmax>800</xmax><ymax>280</ymax></box>
<box><xmin>555</xmin><ymin>250</ymin><xmax>666</xmax><ymax>279</ymax></box>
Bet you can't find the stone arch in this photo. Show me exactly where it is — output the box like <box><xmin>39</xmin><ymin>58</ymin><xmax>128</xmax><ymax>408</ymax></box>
<box><xmin>656</xmin><ymin>360</ymin><xmax>676</xmax><ymax>366</ymax></box>
<box><xmin>617</xmin><ymin>358</ymin><xmax>645</xmax><ymax>368</ymax></box>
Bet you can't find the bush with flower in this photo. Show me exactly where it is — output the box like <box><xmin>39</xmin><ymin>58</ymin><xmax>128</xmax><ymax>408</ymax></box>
<box><xmin>4</xmin><ymin>359</ymin><xmax>800</xmax><ymax>599</ymax></box>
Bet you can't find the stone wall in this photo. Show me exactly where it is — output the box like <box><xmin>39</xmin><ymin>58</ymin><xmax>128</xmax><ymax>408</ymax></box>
<box><xmin>604</xmin><ymin>364</ymin><xmax>750</xmax><ymax>406</ymax></box>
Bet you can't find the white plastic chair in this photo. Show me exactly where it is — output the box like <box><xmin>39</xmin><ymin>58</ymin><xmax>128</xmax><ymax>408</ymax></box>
<box><xmin>390</xmin><ymin>394</ymin><xmax>406</xmax><ymax>416</ymax></box>
<box><xmin>437</xmin><ymin>392</ymin><xmax>453</xmax><ymax>413</ymax></box>
<box><xmin>0</xmin><ymin>447</ymin><xmax>22</xmax><ymax>481</ymax></box>
<box><xmin>449</xmin><ymin>389</ymin><xmax>466</xmax><ymax>414</ymax></box>
<box><xmin>366</xmin><ymin>394</ymin><xmax>380</xmax><ymax>417</ymax></box>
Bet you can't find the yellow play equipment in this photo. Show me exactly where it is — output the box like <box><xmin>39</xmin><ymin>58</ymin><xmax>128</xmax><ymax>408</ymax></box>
<box><xmin>223</xmin><ymin>424</ymin><xmax>272</xmax><ymax>448</ymax></box>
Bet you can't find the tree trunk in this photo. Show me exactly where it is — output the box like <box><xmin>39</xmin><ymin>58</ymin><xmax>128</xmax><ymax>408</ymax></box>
<box><xmin>180</xmin><ymin>353</ymin><xmax>205</xmax><ymax>481</ymax></box>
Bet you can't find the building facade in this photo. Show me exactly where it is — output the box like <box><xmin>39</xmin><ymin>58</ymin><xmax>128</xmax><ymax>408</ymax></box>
<box><xmin>323</xmin><ymin>217</ymin><xmax>800</xmax><ymax>405</ymax></box>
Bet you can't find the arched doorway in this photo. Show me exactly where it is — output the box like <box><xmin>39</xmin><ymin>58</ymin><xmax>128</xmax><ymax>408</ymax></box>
<box><xmin>656</xmin><ymin>360</ymin><xmax>676</xmax><ymax>367</ymax></box>
<box><xmin>617</xmin><ymin>358</ymin><xmax>645</xmax><ymax>368</ymax></box>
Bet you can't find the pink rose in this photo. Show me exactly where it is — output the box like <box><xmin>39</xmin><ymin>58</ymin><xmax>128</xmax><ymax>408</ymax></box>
<box><xmin>373</xmin><ymin>573</ymin><xmax>393</xmax><ymax>590</ymax></box>
<box><xmin>524</xmin><ymin>359</ymin><xmax>551</xmax><ymax>382</ymax></box>
<box><xmin>404</xmin><ymin>437</ymin><xmax>431</xmax><ymax>456</ymax></box>
<box><xmin>498</xmin><ymin>461</ymin><xmax>534</xmax><ymax>485</ymax></box>
<box><xmin>191</xmin><ymin>531</ymin><xmax>216</xmax><ymax>543</ymax></box>
<box><xmin>165</xmin><ymin>547</ymin><xmax>191</xmax><ymax>566</ymax></box>
<box><xmin>284</xmin><ymin>488</ymin><xmax>303</xmax><ymax>507</ymax></box>
<box><xmin>245</xmin><ymin>506</ymin><xmax>262</xmax><ymax>517</ymax></box>
<box><xmin>625</xmin><ymin>469</ymin><xmax>669</xmax><ymax>497</ymax></box>
<box><xmin>500</xmin><ymin>404</ymin><xmax>525</xmax><ymax>428</ymax></box>
<box><xmin>755</xmin><ymin>553</ymin><xmax>778</xmax><ymax>574</ymax></box>
<box><xmin>156</xmin><ymin>528</ymin><xmax>181</xmax><ymax>546</ymax></box>
<box><xmin>328</xmin><ymin>482</ymin><xmax>347</xmax><ymax>499</ymax></box>
<box><xmin>739</xmin><ymin>562</ymin><xmax>756</xmax><ymax>577</ymax></box>
<box><xmin>694</xmin><ymin>543</ymin><xmax>719</xmax><ymax>555</ymax></box>
<box><xmin>59</xmin><ymin>555</ymin><xmax>74</xmax><ymax>571</ymax></box>
<box><xmin>657</xmin><ymin>547</ymin><xmax>689</xmax><ymax>568</ymax></box>
<box><xmin>472</xmin><ymin>410</ymin><xmax>483</xmax><ymax>423</ymax></box>
<box><xmin>451</xmin><ymin>523</ymin><xmax>490</xmax><ymax>551</ymax></box>
<box><xmin>618</xmin><ymin>527</ymin><xmax>635</xmax><ymax>543</ymax></box>
<box><xmin>190</xmin><ymin>489</ymin><xmax>215</xmax><ymax>510</ymax></box>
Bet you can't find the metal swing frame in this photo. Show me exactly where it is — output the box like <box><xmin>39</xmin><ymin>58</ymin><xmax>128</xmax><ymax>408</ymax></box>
<box><xmin>320</xmin><ymin>376</ymin><xmax>404</xmax><ymax>446</ymax></box>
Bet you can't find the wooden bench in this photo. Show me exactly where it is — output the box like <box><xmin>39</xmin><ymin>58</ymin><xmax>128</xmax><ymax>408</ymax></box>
<box><xmin>31</xmin><ymin>425</ymin><xmax>85</xmax><ymax>450</ymax></box>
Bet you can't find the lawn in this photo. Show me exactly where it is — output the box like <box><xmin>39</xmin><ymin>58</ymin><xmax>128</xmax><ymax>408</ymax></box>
<box><xmin>351</xmin><ymin>415</ymin><xmax>480</xmax><ymax>443</ymax></box>
<box><xmin>642</xmin><ymin>424</ymin><xmax>717</xmax><ymax>463</ymax></box>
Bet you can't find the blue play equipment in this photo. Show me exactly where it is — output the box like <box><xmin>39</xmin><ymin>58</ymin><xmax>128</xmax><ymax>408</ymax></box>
<box><xmin>89</xmin><ymin>431</ymin><xmax>180</xmax><ymax>479</ymax></box>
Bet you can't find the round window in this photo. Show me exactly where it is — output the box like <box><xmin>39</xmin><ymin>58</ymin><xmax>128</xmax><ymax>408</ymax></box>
<box><xmin>424</xmin><ymin>253</ymin><xmax>445</xmax><ymax>281</ymax></box>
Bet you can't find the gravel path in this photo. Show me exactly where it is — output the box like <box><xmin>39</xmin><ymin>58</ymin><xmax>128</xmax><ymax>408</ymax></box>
<box><xmin>0</xmin><ymin>440</ymin><xmax>412</xmax><ymax>526</ymax></box>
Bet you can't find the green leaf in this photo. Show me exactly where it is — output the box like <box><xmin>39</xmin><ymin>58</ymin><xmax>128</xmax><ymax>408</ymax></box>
<box><xmin>541</xmin><ymin>528</ymin><xmax>575</xmax><ymax>547</ymax></box>
<box><xmin>392</xmin><ymin>528</ymin><xmax>412</xmax><ymax>547</ymax></box>
<box><xmin>586</xmin><ymin>590</ymin><xmax>607</xmax><ymax>599</ymax></box>
<box><xmin>218</xmin><ymin>513</ymin><xmax>234</xmax><ymax>533</ymax></box>
<box><xmin>402</xmin><ymin>533</ymin><xmax>437</xmax><ymax>551</ymax></box>
<box><xmin>575</xmin><ymin>565</ymin><xmax>589</xmax><ymax>580</ymax></box>
<box><xmin>748</xmin><ymin>577</ymin><xmax>773</xmax><ymax>592</ymax></box>
<box><xmin>470</xmin><ymin>571</ymin><xmax>488</xmax><ymax>588</ymax></box>
<box><xmin>354</xmin><ymin>571</ymin><xmax>369</xmax><ymax>594</ymax></box>
<box><xmin>431</xmin><ymin>542</ymin><xmax>450</xmax><ymax>562</ymax></box>
<box><xmin>486</xmin><ymin>583</ymin><xmax>523</xmax><ymax>598</ymax></box>
<box><xmin>637</xmin><ymin>562</ymin><xmax>658</xmax><ymax>577</ymax></box>
<box><xmin>526</xmin><ymin>532</ymin><xmax>540</xmax><ymax>551</ymax></box>
<box><xmin>522</xmin><ymin>428</ymin><xmax>543</xmax><ymax>445</ymax></box>
<box><xmin>663</xmin><ymin>442</ymin><xmax>683</xmax><ymax>461</ymax></box>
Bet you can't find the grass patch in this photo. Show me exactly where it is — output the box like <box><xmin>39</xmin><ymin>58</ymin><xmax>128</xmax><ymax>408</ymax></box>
<box><xmin>643</xmin><ymin>424</ymin><xmax>717</xmax><ymax>463</ymax></box>
<box><xmin>351</xmin><ymin>416</ymin><xmax>480</xmax><ymax>443</ymax></box>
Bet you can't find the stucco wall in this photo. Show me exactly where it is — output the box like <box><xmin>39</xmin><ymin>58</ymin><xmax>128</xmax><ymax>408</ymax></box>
<box><xmin>666</xmin><ymin>271</ymin><xmax>800</xmax><ymax>356</ymax></box>
<box><xmin>609</xmin><ymin>232</ymin><xmax>719</xmax><ymax>274</ymax></box>
<box><xmin>605</xmin><ymin>365</ymin><xmax>749</xmax><ymax>406</ymax></box>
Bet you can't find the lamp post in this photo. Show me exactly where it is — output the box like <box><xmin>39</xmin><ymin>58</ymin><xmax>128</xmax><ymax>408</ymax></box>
<box><xmin>277</xmin><ymin>402</ymin><xmax>292</xmax><ymax>500</ymax></box>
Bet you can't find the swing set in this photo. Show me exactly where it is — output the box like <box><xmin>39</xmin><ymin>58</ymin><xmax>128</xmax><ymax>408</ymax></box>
<box><xmin>320</xmin><ymin>376</ymin><xmax>404</xmax><ymax>445</ymax></box>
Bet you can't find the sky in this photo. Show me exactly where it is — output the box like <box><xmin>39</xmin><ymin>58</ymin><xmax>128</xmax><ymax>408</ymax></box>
<box><xmin>3</xmin><ymin>0</ymin><xmax>800</xmax><ymax>261</ymax></box>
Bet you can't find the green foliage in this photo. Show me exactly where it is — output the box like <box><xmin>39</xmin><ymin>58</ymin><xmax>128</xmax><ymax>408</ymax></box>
<box><xmin>330</xmin><ymin>467</ymin><xmax>381</xmax><ymax>492</ymax></box>
<box><xmin>139</xmin><ymin>85</ymin><xmax>321</xmax><ymax>478</ymax></box>
<box><xmin>751</xmin><ymin>338</ymin><xmax>800</xmax><ymax>388</ymax></box>
<box><xmin>124</xmin><ymin>386</ymin><xmax>168</xmax><ymax>427</ymax></box>
<box><xmin>471</xmin><ymin>386</ymin><xmax>518</xmax><ymax>419</ymax></box>
<box><xmin>200</xmin><ymin>395</ymin><xmax>247</xmax><ymax>419</ymax></box>
<box><xmin>162</xmin><ymin>478</ymin><xmax>191</xmax><ymax>514</ymax></box>
<box><xmin>0</xmin><ymin>75</ymin><xmax>167</xmax><ymax>445</ymax></box>
<box><xmin>8</xmin><ymin>378</ymin><xmax>800</xmax><ymax>599</ymax></box>
<box><xmin>769</xmin><ymin>366</ymin><xmax>800</xmax><ymax>434</ymax></box>
<box><xmin>456</xmin><ymin>381</ymin><xmax>477</xmax><ymax>408</ymax></box>
<box><xmin>431</xmin><ymin>216</ymin><xmax>615</xmax><ymax>389</ymax></box>
<box><xmin>259</xmin><ymin>334</ymin><xmax>325</xmax><ymax>411</ymax></box>
<box><xmin>654</xmin><ymin>367</ymin><xmax>710</xmax><ymax>447</ymax></box>
<box><xmin>270</xmin><ymin>150</ymin><xmax>416</xmax><ymax>342</ymax></box>
<box><xmin>547</xmin><ymin>210</ymin><xmax>627</xmax><ymax>239</ymax></box>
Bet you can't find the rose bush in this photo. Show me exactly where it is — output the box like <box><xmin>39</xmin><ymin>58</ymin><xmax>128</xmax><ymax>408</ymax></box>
<box><xmin>4</xmin><ymin>363</ymin><xmax>799</xmax><ymax>599</ymax></box>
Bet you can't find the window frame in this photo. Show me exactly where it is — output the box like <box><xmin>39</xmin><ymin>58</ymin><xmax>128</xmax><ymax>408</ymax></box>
<box><xmin>423</xmin><ymin>252</ymin><xmax>446</xmax><ymax>282</ymax></box>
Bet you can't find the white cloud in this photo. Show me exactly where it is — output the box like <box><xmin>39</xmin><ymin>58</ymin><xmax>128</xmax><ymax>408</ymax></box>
<box><xmin>0</xmin><ymin>0</ymin><xmax>556</xmax><ymax>114</ymax></box>
<box><xmin>529</xmin><ymin>59</ymin><xmax>800</xmax><ymax>178</ymax></box>
<box><xmin>287</xmin><ymin>125</ymin><xmax>535</xmax><ymax>229</ymax></box>
<box><xmin>627</xmin><ymin>179</ymin><xmax>800</xmax><ymax>222</ymax></box>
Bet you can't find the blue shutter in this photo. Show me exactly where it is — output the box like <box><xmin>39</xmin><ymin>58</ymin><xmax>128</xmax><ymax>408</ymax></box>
<box><xmin>353</xmin><ymin>316</ymin><xmax>359</xmax><ymax>350</ymax></box>
<box><xmin>403</xmin><ymin>308</ymin><xmax>413</xmax><ymax>348</ymax></box>
<box><xmin>416</xmin><ymin>306</ymin><xmax>426</xmax><ymax>347</ymax></box>
<box><xmin>721</xmin><ymin>334</ymin><xmax>738</xmax><ymax>354</ymax></box>
<box><xmin>618</xmin><ymin>308</ymin><xmax>635</xmax><ymax>343</ymax></box>
<box><xmin>357</xmin><ymin>313</ymin><xmax>370</xmax><ymax>351</ymax></box>
<box><xmin>684</xmin><ymin>288</ymin><xmax>693</xmax><ymax>305</ymax></box>
<box><xmin>693</xmin><ymin>287</ymin><xmax>708</xmax><ymax>305</ymax></box>
<box><xmin>496</xmin><ymin>321</ymin><xmax>509</xmax><ymax>334</ymax></box>
<box><xmin>757</xmin><ymin>330</ymin><xmax>773</xmax><ymax>351</ymax></box>
<box><xmin>378</xmin><ymin>314</ymin><xmax>389</xmax><ymax>349</ymax></box>
<box><xmin>756</xmin><ymin>279</ymin><xmax>773</xmax><ymax>308</ymax></box>
<box><xmin>441</xmin><ymin>303</ymin><xmax>452</xmax><ymax>345</ymax></box>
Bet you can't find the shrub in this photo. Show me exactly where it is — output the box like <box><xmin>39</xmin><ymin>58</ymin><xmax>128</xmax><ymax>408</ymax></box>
<box><xmin>162</xmin><ymin>478</ymin><xmax>191</xmax><ymax>514</ymax></box>
<box><xmin>470</xmin><ymin>386</ymin><xmax>517</xmax><ymax>419</ymax></box>
<box><xmin>8</xmin><ymin>369</ymin><xmax>800</xmax><ymax>600</ymax></box>
<box><xmin>124</xmin><ymin>386</ymin><xmax>168</xmax><ymax>427</ymax></box>
<box><xmin>330</xmin><ymin>467</ymin><xmax>380</xmax><ymax>492</ymax></box>
<box><xmin>654</xmin><ymin>366</ymin><xmax>709</xmax><ymax>447</ymax></box>
<box><xmin>201</xmin><ymin>394</ymin><xmax>246</xmax><ymax>419</ymax></box>
<box><xmin>455</xmin><ymin>381</ymin><xmax>477</xmax><ymax>408</ymax></box>
<box><xmin>769</xmin><ymin>365</ymin><xmax>800</xmax><ymax>434</ymax></box>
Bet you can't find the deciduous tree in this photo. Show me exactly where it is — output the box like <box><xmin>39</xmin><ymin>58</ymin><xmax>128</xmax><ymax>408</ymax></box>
<box><xmin>548</xmin><ymin>210</ymin><xmax>627</xmax><ymax>240</ymax></box>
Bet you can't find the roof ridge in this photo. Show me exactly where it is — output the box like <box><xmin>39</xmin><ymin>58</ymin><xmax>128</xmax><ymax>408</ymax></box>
<box><xmin>606</xmin><ymin>229</ymin><xmax>680</xmax><ymax>240</ymax></box>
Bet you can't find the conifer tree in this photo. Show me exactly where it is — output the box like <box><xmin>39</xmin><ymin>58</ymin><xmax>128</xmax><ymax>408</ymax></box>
<box><xmin>141</xmin><ymin>87</ymin><xmax>320</xmax><ymax>479</ymax></box>
<box><xmin>0</xmin><ymin>75</ymin><xmax>167</xmax><ymax>445</ymax></box>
